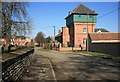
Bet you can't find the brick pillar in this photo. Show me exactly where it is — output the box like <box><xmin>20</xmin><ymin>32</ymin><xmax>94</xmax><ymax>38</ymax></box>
<box><xmin>59</xmin><ymin>43</ymin><xmax>61</xmax><ymax>51</ymax></box>
<box><xmin>62</xmin><ymin>27</ymin><xmax>70</xmax><ymax>47</ymax></box>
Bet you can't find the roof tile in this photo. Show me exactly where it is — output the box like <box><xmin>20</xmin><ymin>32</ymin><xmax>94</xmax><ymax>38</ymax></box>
<box><xmin>72</xmin><ymin>4</ymin><xmax>98</xmax><ymax>15</ymax></box>
<box><xmin>89</xmin><ymin>33</ymin><xmax>120</xmax><ymax>40</ymax></box>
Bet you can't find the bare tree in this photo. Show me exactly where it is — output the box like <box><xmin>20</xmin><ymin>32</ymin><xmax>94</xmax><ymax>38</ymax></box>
<box><xmin>0</xmin><ymin>1</ymin><xmax>2</xmax><ymax>39</ymax></box>
<box><xmin>35</xmin><ymin>32</ymin><xmax>45</xmax><ymax>45</ymax></box>
<box><xmin>2</xmin><ymin>2</ymin><xmax>32</xmax><ymax>48</ymax></box>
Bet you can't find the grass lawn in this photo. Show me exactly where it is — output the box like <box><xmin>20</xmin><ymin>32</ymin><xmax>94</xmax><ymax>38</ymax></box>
<box><xmin>70</xmin><ymin>50</ymin><xmax>120</xmax><ymax>63</ymax></box>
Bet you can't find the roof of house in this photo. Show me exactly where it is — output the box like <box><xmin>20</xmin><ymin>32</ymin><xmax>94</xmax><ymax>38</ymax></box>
<box><xmin>65</xmin><ymin>3</ymin><xmax>98</xmax><ymax>19</ymax></box>
<box><xmin>89</xmin><ymin>33</ymin><xmax>120</xmax><ymax>42</ymax></box>
<box><xmin>72</xmin><ymin>4</ymin><xmax>98</xmax><ymax>15</ymax></box>
<box><xmin>16</xmin><ymin>36</ymin><xmax>26</xmax><ymax>39</ymax></box>
<box><xmin>95</xmin><ymin>28</ymin><xmax>109</xmax><ymax>32</ymax></box>
<box><xmin>55</xmin><ymin>32</ymin><xmax>62</xmax><ymax>38</ymax></box>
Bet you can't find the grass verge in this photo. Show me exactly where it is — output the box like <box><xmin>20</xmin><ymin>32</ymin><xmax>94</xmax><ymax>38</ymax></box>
<box><xmin>72</xmin><ymin>50</ymin><xmax>112</xmax><ymax>57</ymax></box>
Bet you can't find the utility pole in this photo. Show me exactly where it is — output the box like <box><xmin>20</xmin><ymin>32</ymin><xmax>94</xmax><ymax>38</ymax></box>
<box><xmin>86</xmin><ymin>13</ymin><xmax>89</xmax><ymax>51</ymax></box>
<box><xmin>86</xmin><ymin>11</ymin><xmax>95</xmax><ymax>51</ymax></box>
<box><xmin>53</xmin><ymin>26</ymin><xmax>56</xmax><ymax>41</ymax></box>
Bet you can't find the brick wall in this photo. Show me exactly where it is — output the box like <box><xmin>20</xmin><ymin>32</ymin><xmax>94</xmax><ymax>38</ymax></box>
<box><xmin>62</xmin><ymin>27</ymin><xmax>70</xmax><ymax>47</ymax></box>
<box><xmin>59</xmin><ymin>47</ymin><xmax>81</xmax><ymax>51</ymax></box>
<box><xmin>74</xmin><ymin>23</ymin><xmax>95</xmax><ymax>48</ymax></box>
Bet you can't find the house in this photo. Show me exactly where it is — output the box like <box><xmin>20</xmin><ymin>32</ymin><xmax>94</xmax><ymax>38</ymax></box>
<box><xmin>88</xmin><ymin>33</ymin><xmax>120</xmax><ymax>56</ymax></box>
<box><xmin>55</xmin><ymin>32</ymin><xmax>62</xmax><ymax>43</ymax></box>
<box><xmin>0</xmin><ymin>36</ymin><xmax>31</xmax><ymax>46</ymax></box>
<box><xmin>12</xmin><ymin>36</ymin><xmax>26</xmax><ymax>46</ymax></box>
<box><xmin>55</xmin><ymin>3</ymin><xmax>98</xmax><ymax>49</ymax></box>
<box><xmin>55</xmin><ymin>3</ymin><xmax>119</xmax><ymax>55</ymax></box>
<box><xmin>95</xmin><ymin>28</ymin><xmax>109</xmax><ymax>33</ymax></box>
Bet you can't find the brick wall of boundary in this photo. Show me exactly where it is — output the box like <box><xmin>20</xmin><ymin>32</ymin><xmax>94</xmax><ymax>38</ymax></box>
<box><xmin>58</xmin><ymin>47</ymin><xmax>81</xmax><ymax>51</ymax></box>
<box><xmin>43</xmin><ymin>43</ymin><xmax>81</xmax><ymax>51</ymax></box>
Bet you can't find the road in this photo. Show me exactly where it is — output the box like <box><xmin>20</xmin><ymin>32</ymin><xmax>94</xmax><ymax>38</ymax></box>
<box><xmin>35</xmin><ymin>47</ymin><xmax>119</xmax><ymax>80</ymax></box>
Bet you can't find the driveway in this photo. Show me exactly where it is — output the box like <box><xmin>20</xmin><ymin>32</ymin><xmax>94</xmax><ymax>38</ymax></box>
<box><xmin>35</xmin><ymin>47</ymin><xmax>119</xmax><ymax>80</ymax></box>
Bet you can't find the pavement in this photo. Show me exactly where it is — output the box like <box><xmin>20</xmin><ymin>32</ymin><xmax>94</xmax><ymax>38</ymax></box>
<box><xmin>20</xmin><ymin>53</ymin><xmax>56</xmax><ymax>81</ymax></box>
<box><xmin>20</xmin><ymin>47</ymin><xmax>119</xmax><ymax>81</ymax></box>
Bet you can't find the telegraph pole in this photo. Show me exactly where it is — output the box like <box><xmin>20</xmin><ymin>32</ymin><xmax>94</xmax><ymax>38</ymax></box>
<box><xmin>87</xmin><ymin>13</ymin><xmax>89</xmax><ymax>51</ymax></box>
<box><xmin>53</xmin><ymin>26</ymin><xmax>56</xmax><ymax>41</ymax></box>
<box><xmin>86</xmin><ymin>11</ymin><xmax>95</xmax><ymax>51</ymax></box>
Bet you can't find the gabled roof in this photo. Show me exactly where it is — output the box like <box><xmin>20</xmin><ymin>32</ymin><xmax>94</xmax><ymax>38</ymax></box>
<box><xmin>55</xmin><ymin>32</ymin><xmax>62</xmax><ymax>38</ymax></box>
<box><xmin>65</xmin><ymin>3</ymin><xmax>98</xmax><ymax>19</ymax></box>
<box><xmin>72</xmin><ymin>4</ymin><xmax>98</xmax><ymax>15</ymax></box>
<box><xmin>89</xmin><ymin>33</ymin><xmax>120</xmax><ymax>41</ymax></box>
<box><xmin>95</xmin><ymin>28</ymin><xmax>109</xmax><ymax>32</ymax></box>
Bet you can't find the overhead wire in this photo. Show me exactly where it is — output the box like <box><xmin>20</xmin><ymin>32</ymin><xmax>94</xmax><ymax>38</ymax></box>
<box><xmin>97</xmin><ymin>7</ymin><xmax>120</xmax><ymax>19</ymax></box>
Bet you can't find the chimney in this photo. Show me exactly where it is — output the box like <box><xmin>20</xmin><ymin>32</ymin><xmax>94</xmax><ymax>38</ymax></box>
<box><xmin>58</xmin><ymin>29</ymin><xmax>61</xmax><ymax>34</ymax></box>
<box><xmin>69</xmin><ymin>11</ymin><xmax>72</xmax><ymax>15</ymax></box>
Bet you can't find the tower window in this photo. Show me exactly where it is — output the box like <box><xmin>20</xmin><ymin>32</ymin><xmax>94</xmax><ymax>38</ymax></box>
<box><xmin>90</xmin><ymin>15</ymin><xmax>92</xmax><ymax>18</ymax></box>
<box><xmin>78</xmin><ymin>15</ymin><xmax>81</xmax><ymax>17</ymax></box>
<box><xmin>83</xmin><ymin>28</ymin><xmax>87</xmax><ymax>33</ymax></box>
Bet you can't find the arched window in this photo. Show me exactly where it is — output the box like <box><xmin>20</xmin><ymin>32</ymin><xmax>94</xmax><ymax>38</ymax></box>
<box><xmin>83</xmin><ymin>38</ymin><xmax>87</xmax><ymax>44</ymax></box>
<box><xmin>83</xmin><ymin>28</ymin><xmax>87</xmax><ymax>33</ymax></box>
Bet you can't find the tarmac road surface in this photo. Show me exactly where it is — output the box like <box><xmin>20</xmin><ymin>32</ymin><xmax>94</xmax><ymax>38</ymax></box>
<box><xmin>20</xmin><ymin>47</ymin><xmax>119</xmax><ymax>81</ymax></box>
<box><xmin>34</xmin><ymin>47</ymin><xmax>119</xmax><ymax>80</ymax></box>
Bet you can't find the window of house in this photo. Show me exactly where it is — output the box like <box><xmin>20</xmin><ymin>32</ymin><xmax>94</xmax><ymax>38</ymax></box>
<box><xmin>78</xmin><ymin>15</ymin><xmax>81</xmax><ymax>17</ymax></box>
<box><xmin>83</xmin><ymin>38</ymin><xmax>87</xmax><ymax>44</ymax></box>
<box><xmin>90</xmin><ymin>15</ymin><xmax>92</xmax><ymax>18</ymax></box>
<box><xmin>83</xmin><ymin>28</ymin><xmax>87</xmax><ymax>33</ymax></box>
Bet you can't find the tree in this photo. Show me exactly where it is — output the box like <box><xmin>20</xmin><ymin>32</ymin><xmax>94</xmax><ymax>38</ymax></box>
<box><xmin>2</xmin><ymin>1</ymin><xmax>32</xmax><ymax>48</ymax></box>
<box><xmin>35</xmin><ymin>32</ymin><xmax>45</xmax><ymax>45</ymax></box>
<box><xmin>45</xmin><ymin>36</ymin><xmax>52</xmax><ymax>43</ymax></box>
<box><xmin>0</xmin><ymin>1</ymin><xmax>2</xmax><ymax>39</ymax></box>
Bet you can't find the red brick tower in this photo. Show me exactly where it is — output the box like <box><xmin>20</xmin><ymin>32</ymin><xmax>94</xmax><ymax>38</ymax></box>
<box><xmin>65</xmin><ymin>4</ymin><xmax>98</xmax><ymax>49</ymax></box>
